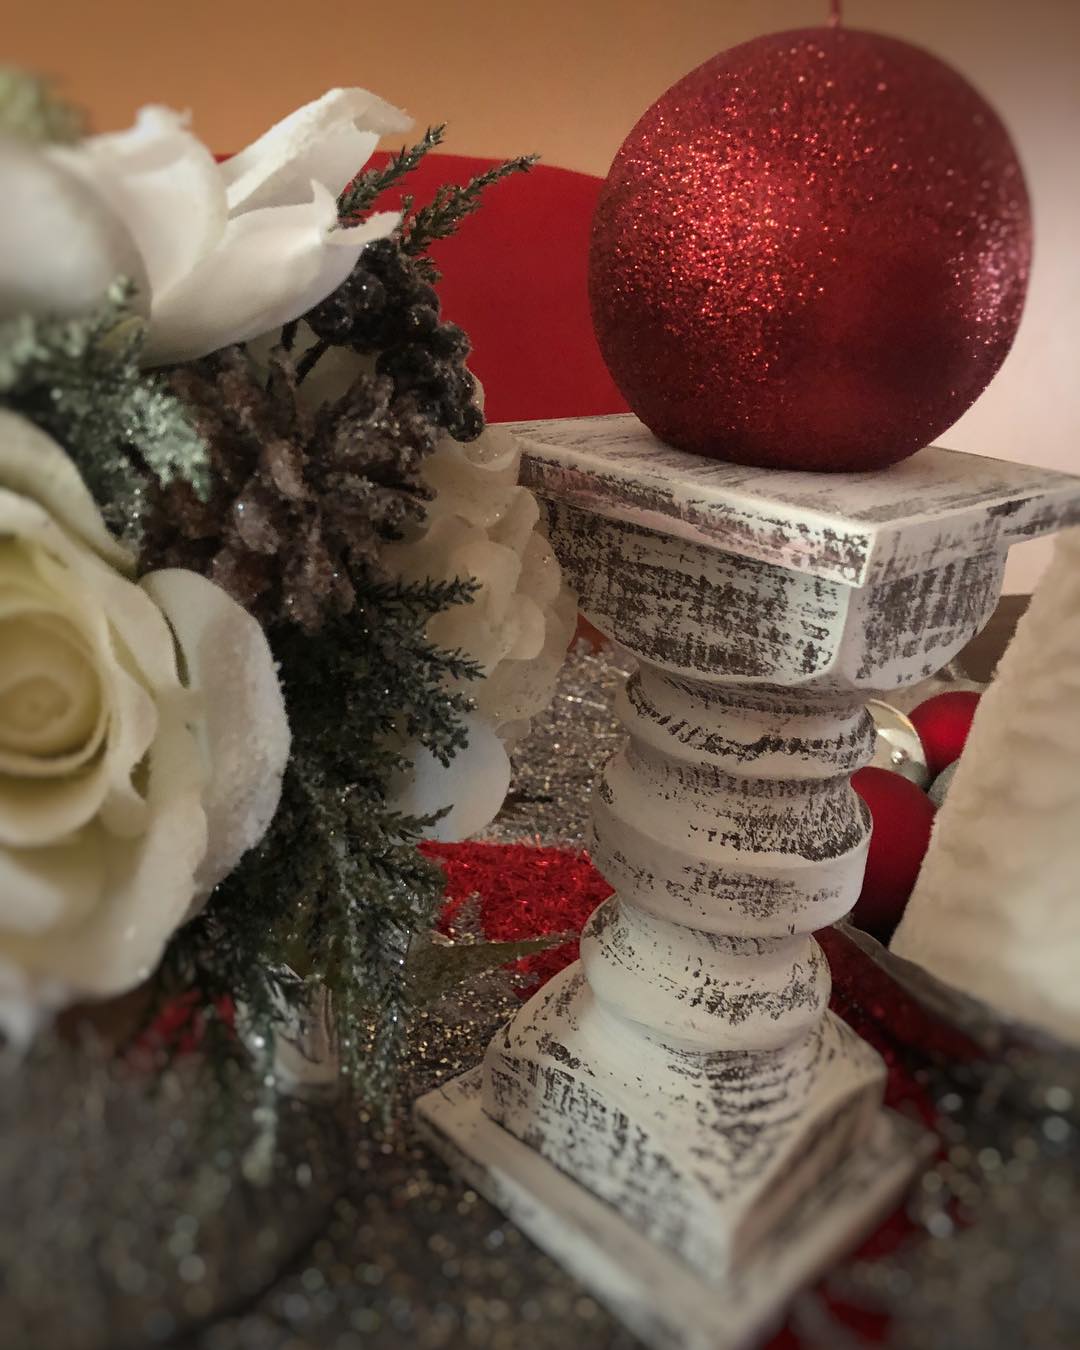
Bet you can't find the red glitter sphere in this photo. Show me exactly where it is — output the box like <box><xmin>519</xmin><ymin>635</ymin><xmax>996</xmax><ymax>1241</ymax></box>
<box><xmin>589</xmin><ymin>27</ymin><xmax>1031</xmax><ymax>471</ymax></box>
<box><xmin>909</xmin><ymin>689</ymin><xmax>982</xmax><ymax>778</ymax></box>
<box><xmin>850</xmin><ymin>766</ymin><xmax>936</xmax><ymax>940</ymax></box>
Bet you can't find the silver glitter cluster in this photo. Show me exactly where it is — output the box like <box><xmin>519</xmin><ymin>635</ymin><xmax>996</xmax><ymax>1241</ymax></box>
<box><xmin>483</xmin><ymin>639</ymin><xmax>631</xmax><ymax>847</ymax></box>
<box><xmin>189</xmin><ymin>975</ymin><xmax>639</xmax><ymax>1350</ymax></box>
<box><xmin>795</xmin><ymin>1042</ymin><xmax>1080</xmax><ymax>1350</ymax></box>
<box><xmin>0</xmin><ymin>1039</ymin><xmax>341</xmax><ymax>1350</ymax></box>
<box><xmin>796</xmin><ymin>931</ymin><xmax>1080</xmax><ymax>1349</ymax></box>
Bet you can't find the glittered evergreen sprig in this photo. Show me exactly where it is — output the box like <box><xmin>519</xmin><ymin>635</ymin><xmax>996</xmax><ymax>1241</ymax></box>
<box><xmin>162</xmin><ymin>579</ymin><xmax>483</xmax><ymax>1104</ymax></box>
<box><xmin>337</xmin><ymin>124</ymin><xmax>538</xmax><ymax>282</ymax></box>
<box><xmin>142</xmin><ymin>131</ymin><xmax>553</xmax><ymax>1106</ymax></box>
<box><xmin>337</xmin><ymin>123</ymin><xmax>447</xmax><ymax>223</ymax></box>
<box><xmin>399</xmin><ymin>152</ymin><xmax>539</xmax><ymax>275</ymax></box>
<box><xmin>0</xmin><ymin>281</ymin><xmax>209</xmax><ymax>542</ymax></box>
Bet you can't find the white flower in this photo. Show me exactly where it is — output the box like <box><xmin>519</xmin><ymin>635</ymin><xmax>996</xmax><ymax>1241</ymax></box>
<box><xmin>0</xmin><ymin>411</ymin><xmax>290</xmax><ymax>1042</ymax></box>
<box><xmin>384</xmin><ymin>424</ymin><xmax>577</xmax><ymax>840</ymax></box>
<box><xmin>0</xmin><ymin>88</ymin><xmax>411</xmax><ymax>365</ymax></box>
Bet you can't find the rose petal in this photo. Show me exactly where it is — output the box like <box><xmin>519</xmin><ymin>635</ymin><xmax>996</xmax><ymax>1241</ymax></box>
<box><xmin>461</xmin><ymin>423</ymin><xmax>519</xmax><ymax>474</ymax></box>
<box><xmin>142</xmin><ymin>185</ymin><xmax>399</xmax><ymax>365</ymax></box>
<box><xmin>488</xmin><ymin>490</ymin><xmax>539</xmax><ymax>556</ymax></box>
<box><xmin>0</xmin><ymin>829</ymin><xmax>105</xmax><ymax>936</ymax></box>
<box><xmin>0</xmin><ymin>716</ymin><xmax>207</xmax><ymax>1002</ymax></box>
<box><xmin>472</xmin><ymin>587</ymin><xmax>578</xmax><ymax>732</ymax></box>
<box><xmin>383</xmin><ymin>420</ymin><xmax>577</xmax><ymax>745</ymax></box>
<box><xmin>51</xmin><ymin>106</ymin><xmax>228</xmax><ymax>302</ymax></box>
<box><xmin>0</xmin><ymin>956</ymin><xmax>67</xmax><ymax>1050</ymax></box>
<box><xmin>29</xmin><ymin>547</ymin><xmax>168</xmax><ymax>839</ymax></box>
<box><xmin>0</xmin><ymin>494</ymin><xmax>186</xmax><ymax>840</ymax></box>
<box><xmin>0</xmin><ymin>553</ymin><xmax>111</xmax><ymax>781</ymax></box>
<box><xmin>516</xmin><ymin>526</ymin><xmax>564</xmax><ymax>611</ymax></box>
<box><xmin>502</xmin><ymin>595</ymin><xmax>546</xmax><ymax>663</ymax></box>
<box><xmin>142</xmin><ymin>569</ymin><xmax>290</xmax><ymax>906</ymax></box>
<box><xmin>0</xmin><ymin>138</ymin><xmax>149</xmax><ymax>322</ymax></box>
<box><xmin>0</xmin><ymin>771</ymin><xmax>112</xmax><ymax>850</ymax></box>
<box><xmin>0</xmin><ymin>504</ymin><xmax>164</xmax><ymax>842</ymax></box>
<box><xmin>0</xmin><ymin>409</ymin><xmax>133</xmax><ymax>572</ymax></box>
<box><xmin>0</xmin><ymin>613</ymin><xmax>102</xmax><ymax>760</ymax></box>
<box><xmin>221</xmin><ymin>88</ymin><xmax>412</xmax><ymax>213</ymax></box>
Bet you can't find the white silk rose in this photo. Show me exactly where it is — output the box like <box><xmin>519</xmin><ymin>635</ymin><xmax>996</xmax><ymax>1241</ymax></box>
<box><xmin>384</xmin><ymin>424</ymin><xmax>577</xmax><ymax>840</ymax></box>
<box><xmin>0</xmin><ymin>88</ymin><xmax>411</xmax><ymax>365</ymax></box>
<box><xmin>0</xmin><ymin>411</ymin><xmax>290</xmax><ymax>1044</ymax></box>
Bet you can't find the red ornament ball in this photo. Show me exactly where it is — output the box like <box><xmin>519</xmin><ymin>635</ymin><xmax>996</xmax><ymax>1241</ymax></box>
<box><xmin>589</xmin><ymin>27</ymin><xmax>1031</xmax><ymax>471</ymax></box>
<box><xmin>850</xmin><ymin>766</ymin><xmax>936</xmax><ymax>939</ymax></box>
<box><xmin>908</xmin><ymin>689</ymin><xmax>982</xmax><ymax>778</ymax></box>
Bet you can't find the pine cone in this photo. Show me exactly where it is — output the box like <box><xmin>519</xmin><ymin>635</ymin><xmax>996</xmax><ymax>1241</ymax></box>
<box><xmin>306</xmin><ymin>238</ymin><xmax>483</xmax><ymax>443</ymax></box>
<box><xmin>141</xmin><ymin>345</ymin><xmax>437</xmax><ymax>633</ymax></box>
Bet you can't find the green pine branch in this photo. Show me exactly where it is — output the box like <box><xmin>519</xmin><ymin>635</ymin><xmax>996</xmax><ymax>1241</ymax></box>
<box><xmin>337</xmin><ymin>124</ymin><xmax>446</xmax><ymax>223</ymax></box>
<box><xmin>0</xmin><ymin>282</ymin><xmax>209</xmax><ymax>543</ymax></box>
<box><xmin>400</xmin><ymin>153</ymin><xmax>539</xmax><ymax>258</ymax></box>
<box><xmin>139</xmin><ymin>119</ymin><xmax>543</xmax><ymax>1110</ymax></box>
<box><xmin>158</xmin><ymin>569</ymin><xmax>483</xmax><ymax>1108</ymax></box>
<box><xmin>406</xmin><ymin>931</ymin><xmax>569</xmax><ymax>1005</ymax></box>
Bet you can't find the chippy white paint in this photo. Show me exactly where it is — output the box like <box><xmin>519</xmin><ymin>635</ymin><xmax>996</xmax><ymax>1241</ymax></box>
<box><xmin>417</xmin><ymin>414</ymin><xmax>1080</xmax><ymax>1350</ymax></box>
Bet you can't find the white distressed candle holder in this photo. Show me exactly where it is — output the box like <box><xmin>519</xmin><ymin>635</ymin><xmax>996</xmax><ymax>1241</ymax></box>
<box><xmin>417</xmin><ymin>414</ymin><xmax>1080</xmax><ymax>1350</ymax></box>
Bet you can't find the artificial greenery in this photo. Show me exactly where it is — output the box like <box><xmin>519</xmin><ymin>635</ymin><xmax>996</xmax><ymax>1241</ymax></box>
<box><xmin>0</xmin><ymin>108</ymin><xmax>544</xmax><ymax>1103</ymax></box>
<box><xmin>400</xmin><ymin>153</ymin><xmax>539</xmax><ymax>276</ymax></box>
<box><xmin>407</xmin><ymin>930</ymin><xmax>566</xmax><ymax>1006</ymax></box>
<box><xmin>147</xmin><ymin>129</ymin><xmax>544</xmax><ymax>1105</ymax></box>
<box><xmin>163</xmin><ymin>580</ymin><xmax>482</xmax><ymax>1102</ymax></box>
<box><xmin>337</xmin><ymin>124</ymin><xmax>447</xmax><ymax>223</ymax></box>
<box><xmin>0</xmin><ymin>282</ymin><xmax>208</xmax><ymax>541</ymax></box>
<box><xmin>337</xmin><ymin>124</ymin><xmax>537</xmax><ymax>283</ymax></box>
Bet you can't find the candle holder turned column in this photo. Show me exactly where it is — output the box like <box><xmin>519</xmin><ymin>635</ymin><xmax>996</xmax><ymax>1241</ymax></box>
<box><xmin>417</xmin><ymin>415</ymin><xmax>1080</xmax><ymax>1350</ymax></box>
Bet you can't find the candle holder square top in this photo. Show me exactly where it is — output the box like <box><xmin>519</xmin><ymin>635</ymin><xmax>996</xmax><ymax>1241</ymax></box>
<box><xmin>513</xmin><ymin>412</ymin><xmax>1080</xmax><ymax>588</ymax></box>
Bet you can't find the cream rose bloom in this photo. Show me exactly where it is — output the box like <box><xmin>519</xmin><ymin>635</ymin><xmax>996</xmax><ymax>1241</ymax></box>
<box><xmin>0</xmin><ymin>411</ymin><xmax>290</xmax><ymax>1044</ymax></box>
<box><xmin>384</xmin><ymin>424</ymin><xmax>577</xmax><ymax>840</ymax></box>
<box><xmin>1</xmin><ymin>88</ymin><xmax>411</xmax><ymax>365</ymax></box>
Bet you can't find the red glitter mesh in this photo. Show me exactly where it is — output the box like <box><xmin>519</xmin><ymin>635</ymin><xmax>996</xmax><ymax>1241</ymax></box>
<box><xmin>423</xmin><ymin>840</ymin><xmax>615</xmax><ymax>997</ymax></box>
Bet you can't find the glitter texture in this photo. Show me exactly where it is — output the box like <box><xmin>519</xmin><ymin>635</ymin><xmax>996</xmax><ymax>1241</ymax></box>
<box><xmin>589</xmin><ymin>26</ymin><xmax>1031</xmax><ymax>471</ymax></box>
<box><xmin>425</xmin><ymin>840</ymin><xmax>615</xmax><ymax>997</ymax></box>
<box><xmin>481</xmin><ymin>638</ymin><xmax>633</xmax><ymax>846</ymax></box>
<box><xmin>6</xmin><ymin>642</ymin><xmax>1080</xmax><ymax>1350</ymax></box>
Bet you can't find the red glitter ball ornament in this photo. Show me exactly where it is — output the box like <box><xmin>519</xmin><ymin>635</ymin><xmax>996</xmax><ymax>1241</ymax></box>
<box><xmin>589</xmin><ymin>27</ymin><xmax>1031</xmax><ymax>471</ymax></box>
<box><xmin>909</xmin><ymin>688</ymin><xmax>982</xmax><ymax>777</ymax></box>
<box><xmin>850</xmin><ymin>766</ymin><xmax>936</xmax><ymax>940</ymax></box>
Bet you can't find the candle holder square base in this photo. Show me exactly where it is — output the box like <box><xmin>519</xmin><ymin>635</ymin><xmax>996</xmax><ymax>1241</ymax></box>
<box><xmin>417</xmin><ymin>1061</ymin><xmax>925</xmax><ymax>1350</ymax></box>
<box><xmin>475</xmin><ymin>964</ymin><xmax>891</xmax><ymax>1282</ymax></box>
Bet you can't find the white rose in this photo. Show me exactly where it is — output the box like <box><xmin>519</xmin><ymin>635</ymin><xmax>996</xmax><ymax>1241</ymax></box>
<box><xmin>384</xmin><ymin>424</ymin><xmax>576</xmax><ymax>840</ymax></box>
<box><xmin>0</xmin><ymin>411</ymin><xmax>290</xmax><ymax>1043</ymax></box>
<box><xmin>0</xmin><ymin>88</ymin><xmax>411</xmax><ymax>365</ymax></box>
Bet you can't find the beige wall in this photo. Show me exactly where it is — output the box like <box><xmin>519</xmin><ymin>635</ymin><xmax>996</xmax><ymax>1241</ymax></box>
<box><xmin>10</xmin><ymin>0</ymin><xmax>1080</xmax><ymax>588</ymax></box>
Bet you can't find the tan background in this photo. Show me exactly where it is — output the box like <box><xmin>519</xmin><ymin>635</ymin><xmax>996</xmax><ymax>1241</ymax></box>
<box><xmin>9</xmin><ymin>0</ymin><xmax>1079</xmax><ymax>589</ymax></box>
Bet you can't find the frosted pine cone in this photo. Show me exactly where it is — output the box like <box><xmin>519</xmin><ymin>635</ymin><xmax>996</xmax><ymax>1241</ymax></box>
<box><xmin>142</xmin><ymin>344</ymin><xmax>437</xmax><ymax>632</ymax></box>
